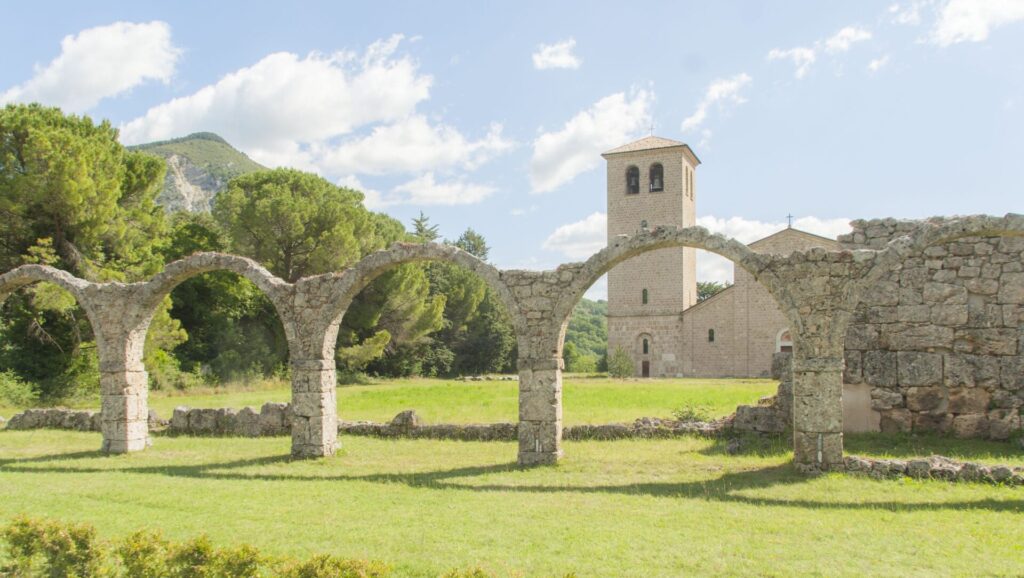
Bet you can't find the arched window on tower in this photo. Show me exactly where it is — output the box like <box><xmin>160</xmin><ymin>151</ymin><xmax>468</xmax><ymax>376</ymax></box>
<box><xmin>626</xmin><ymin>166</ymin><xmax>640</xmax><ymax>195</ymax></box>
<box><xmin>642</xmin><ymin>288</ymin><xmax>648</xmax><ymax>304</ymax></box>
<box><xmin>649</xmin><ymin>163</ymin><xmax>664</xmax><ymax>192</ymax></box>
<box><xmin>642</xmin><ymin>338</ymin><xmax>649</xmax><ymax>355</ymax></box>
<box><xmin>708</xmin><ymin>328</ymin><xmax>715</xmax><ymax>343</ymax></box>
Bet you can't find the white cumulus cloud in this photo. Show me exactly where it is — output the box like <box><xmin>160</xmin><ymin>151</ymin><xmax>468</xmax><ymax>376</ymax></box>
<box><xmin>542</xmin><ymin>212</ymin><xmax>607</xmax><ymax>259</ymax></box>
<box><xmin>767</xmin><ymin>46</ymin><xmax>818</xmax><ymax>79</ymax></box>
<box><xmin>929</xmin><ymin>0</ymin><xmax>1024</xmax><ymax>45</ymax></box>
<box><xmin>120</xmin><ymin>35</ymin><xmax>513</xmax><ymax>186</ymax></box>
<box><xmin>532</xmin><ymin>38</ymin><xmax>581</xmax><ymax>70</ymax></box>
<box><xmin>389</xmin><ymin>172</ymin><xmax>496</xmax><ymax>206</ymax></box>
<box><xmin>1</xmin><ymin>21</ymin><xmax>180</xmax><ymax>112</ymax></box>
<box><xmin>530</xmin><ymin>90</ymin><xmax>652</xmax><ymax>193</ymax></box>
<box><xmin>825</xmin><ymin>26</ymin><xmax>873</xmax><ymax>53</ymax></box>
<box><xmin>318</xmin><ymin>115</ymin><xmax>513</xmax><ymax>176</ymax></box>
<box><xmin>768</xmin><ymin>25</ymin><xmax>872</xmax><ymax>79</ymax></box>
<box><xmin>681</xmin><ymin>73</ymin><xmax>752</xmax><ymax>132</ymax></box>
<box><xmin>868</xmin><ymin>55</ymin><xmax>891</xmax><ymax>72</ymax></box>
<box><xmin>889</xmin><ymin>1</ymin><xmax>933</xmax><ymax>25</ymax></box>
<box><xmin>120</xmin><ymin>35</ymin><xmax>431</xmax><ymax>159</ymax></box>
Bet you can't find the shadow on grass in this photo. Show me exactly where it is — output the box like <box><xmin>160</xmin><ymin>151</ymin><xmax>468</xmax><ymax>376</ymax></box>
<box><xmin>2</xmin><ymin>448</ymin><xmax>1021</xmax><ymax>513</ymax></box>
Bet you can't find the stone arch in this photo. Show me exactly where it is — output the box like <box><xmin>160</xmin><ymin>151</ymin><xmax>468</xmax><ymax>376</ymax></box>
<box><xmin>0</xmin><ymin>264</ymin><xmax>92</xmax><ymax>306</ymax></box>
<box><xmin>138</xmin><ymin>252</ymin><xmax>294</xmax><ymax>352</ymax></box>
<box><xmin>280</xmin><ymin>242</ymin><xmax>529</xmax><ymax>459</ymax></box>
<box><xmin>323</xmin><ymin>242</ymin><xmax>527</xmax><ymax>347</ymax></box>
<box><xmin>539</xmin><ymin>227</ymin><xmax>863</xmax><ymax>470</ymax></box>
<box><xmin>0</xmin><ymin>265</ymin><xmax>97</xmax><ymax>357</ymax></box>
<box><xmin>549</xmin><ymin>226</ymin><xmax>797</xmax><ymax>359</ymax></box>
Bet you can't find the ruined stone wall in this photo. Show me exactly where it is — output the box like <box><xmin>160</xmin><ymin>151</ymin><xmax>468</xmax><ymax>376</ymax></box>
<box><xmin>839</xmin><ymin>219</ymin><xmax>1023</xmax><ymax>440</ymax></box>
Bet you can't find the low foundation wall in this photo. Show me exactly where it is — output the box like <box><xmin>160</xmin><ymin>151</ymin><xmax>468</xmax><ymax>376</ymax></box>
<box><xmin>4</xmin><ymin>405</ymin><xmax>729</xmax><ymax>441</ymax></box>
<box><xmin>844</xmin><ymin>454</ymin><xmax>1023</xmax><ymax>485</ymax></box>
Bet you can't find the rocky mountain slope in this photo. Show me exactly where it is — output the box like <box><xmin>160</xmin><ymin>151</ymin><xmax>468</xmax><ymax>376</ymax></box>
<box><xmin>130</xmin><ymin>132</ymin><xmax>265</xmax><ymax>212</ymax></box>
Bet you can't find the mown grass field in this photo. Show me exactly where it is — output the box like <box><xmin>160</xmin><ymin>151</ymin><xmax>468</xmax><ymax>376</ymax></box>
<box><xmin>1</xmin><ymin>378</ymin><xmax>1022</xmax><ymax>576</ymax></box>
<box><xmin>0</xmin><ymin>375</ymin><xmax>778</xmax><ymax>425</ymax></box>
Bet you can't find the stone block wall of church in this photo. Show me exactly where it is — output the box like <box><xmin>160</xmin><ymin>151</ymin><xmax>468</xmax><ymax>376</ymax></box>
<box><xmin>678</xmin><ymin>230</ymin><xmax>838</xmax><ymax>378</ymax></box>
<box><xmin>839</xmin><ymin>219</ymin><xmax>1023</xmax><ymax>441</ymax></box>
<box><xmin>607</xmin><ymin>314</ymin><xmax>685</xmax><ymax>377</ymax></box>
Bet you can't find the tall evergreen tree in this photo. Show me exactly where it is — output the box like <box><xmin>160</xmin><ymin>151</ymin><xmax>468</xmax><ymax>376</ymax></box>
<box><xmin>0</xmin><ymin>104</ymin><xmax>184</xmax><ymax>398</ymax></box>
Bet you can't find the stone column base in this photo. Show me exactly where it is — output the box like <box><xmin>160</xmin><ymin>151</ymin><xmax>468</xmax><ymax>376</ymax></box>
<box><xmin>290</xmin><ymin>362</ymin><xmax>338</xmax><ymax>458</ymax></box>
<box><xmin>100</xmin><ymin>370</ymin><xmax>149</xmax><ymax>454</ymax></box>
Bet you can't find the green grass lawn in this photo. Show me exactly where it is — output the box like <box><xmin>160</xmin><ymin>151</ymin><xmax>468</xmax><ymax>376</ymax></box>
<box><xmin>2</xmin><ymin>378</ymin><xmax>1023</xmax><ymax>576</ymax></box>
<box><xmin>0</xmin><ymin>376</ymin><xmax>778</xmax><ymax>425</ymax></box>
<box><xmin>0</xmin><ymin>431</ymin><xmax>1022</xmax><ymax>576</ymax></box>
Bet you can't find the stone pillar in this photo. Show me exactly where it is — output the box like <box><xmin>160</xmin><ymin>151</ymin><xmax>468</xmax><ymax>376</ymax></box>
<box><xmin>99</xmin><ymin>364</ymin><xmax>149</xmax><ymax>453</ymax></box>
<box><xmin>88</xmin><ymin>290</ymin><xmax>152</xmax><ymax>455</ymax></box>
<box><xmin>791</xmin><ymin>351</ymin><xmax>844</xmax><ymax>470</ymax></box>
<box><xmin>518</xmin><ymin>356</ymin><xmax>563</xmax><ymax>465</ymax></box>
<box><xmin>285</xmin><ymin>278</ymin><xmax>342</xmax><ymax>459</ymax></box>
<box><xmin>290</xmin><ymin>358</ymin><xmax>337</xmax><ymax>458</ymax></box>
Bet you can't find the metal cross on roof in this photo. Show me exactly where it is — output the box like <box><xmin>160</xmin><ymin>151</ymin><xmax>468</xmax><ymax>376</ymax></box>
<box><xmin>786</xmin><ymin>214</ymin><xmax>794</xmax><ymax>228</ymax></box>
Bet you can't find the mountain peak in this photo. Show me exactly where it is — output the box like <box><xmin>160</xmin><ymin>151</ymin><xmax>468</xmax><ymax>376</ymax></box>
<box><xmin>131</xmin><ymin>133</ymin><xmax>265</xmax><ymax>212</ymax></box>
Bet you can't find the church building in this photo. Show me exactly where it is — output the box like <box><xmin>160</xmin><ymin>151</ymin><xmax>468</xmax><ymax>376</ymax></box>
<box><xmin>604</xmin><ymin>136</ymin><xmax>839</xmax><ymax>378</ymax></box>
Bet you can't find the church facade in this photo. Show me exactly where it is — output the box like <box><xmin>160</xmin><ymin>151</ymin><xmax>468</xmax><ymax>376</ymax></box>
<box><xmin>604</xmin><ymin>136</ymin><xmax>839</xmax><ymax>378</ymax></box>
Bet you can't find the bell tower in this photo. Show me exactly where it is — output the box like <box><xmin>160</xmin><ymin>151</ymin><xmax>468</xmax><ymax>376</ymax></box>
<box><xmin>602</xmin><ymin>136</ymin><xmax>699</xmax><ymax>377</ymax></box>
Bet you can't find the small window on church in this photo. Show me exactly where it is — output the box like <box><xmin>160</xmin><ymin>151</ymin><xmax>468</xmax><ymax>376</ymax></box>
<box><xmin>626</xmin><ymin>166</ymin><xmax>640</xmax><ymax>194</ymax></box>
<box><xmin>708</xmin><ymin>329</ymin><xmax>715</xmax><ymax>343</ymax></box>
<box><xmin>642</xmin><ymin>338</ymin><xmax>649</xmax><ymax>355</ymax></box>
<box><xmin>649</xmin><ymin>163</ymin><xmax>664</xmax><ymax>192</ymax></box>
<box><xmin>640</xmin><ymin>219</ymin><xmax>648</xmax><ymax>230</ymax></box>
<box><xmin>642</xmin><ymin>288</ymin><xmax>648</xmax><ymax>304</ymax></box>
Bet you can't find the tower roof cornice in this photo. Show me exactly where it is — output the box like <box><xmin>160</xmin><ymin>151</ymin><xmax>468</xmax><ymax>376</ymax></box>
<box><xmin>601</xmin><ymin>136</ymin><xmax>701</xmax><ymax>165</ymax></box>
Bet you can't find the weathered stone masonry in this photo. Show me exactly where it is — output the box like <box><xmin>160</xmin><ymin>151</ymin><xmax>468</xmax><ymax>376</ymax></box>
<box><xmin>1</xmin><ymin>214</ymin><xmax>1022</xmax><ymax>472</ymax></box>
<box><xmin>840</xmin><ymin>218</ymin><xmax>1024</xmax><ymax>440</ymax></box>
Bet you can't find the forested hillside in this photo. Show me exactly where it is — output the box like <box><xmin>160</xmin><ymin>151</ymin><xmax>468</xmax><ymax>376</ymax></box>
<box><xmin>563</xmin><ymin>298</ymin><xmax>607</xmax><ymax>373</ymax></box>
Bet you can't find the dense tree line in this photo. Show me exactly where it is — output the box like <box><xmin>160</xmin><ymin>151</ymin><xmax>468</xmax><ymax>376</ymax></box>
<box><xmin>0</xmin><ymin>104</ymin><xmax>518</xmax><ymax>401</ymax></box>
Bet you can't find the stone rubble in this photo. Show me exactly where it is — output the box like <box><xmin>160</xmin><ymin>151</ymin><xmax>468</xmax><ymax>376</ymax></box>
<box><xmin>843</xmin><ymin>454</ymin><xmax>1024</xmax><ymax>486</ymax></box>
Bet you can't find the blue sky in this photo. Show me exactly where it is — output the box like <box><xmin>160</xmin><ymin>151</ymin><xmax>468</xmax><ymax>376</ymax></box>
<box><xmin>2</xmin><ymin>0</ymin><xmax>1023</xmax><ymax>296</ymax></box>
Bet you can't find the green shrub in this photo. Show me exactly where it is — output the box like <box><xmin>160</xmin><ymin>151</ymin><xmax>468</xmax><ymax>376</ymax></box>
<box><xmin>441</xmin><ymin>568</ymin><xmax>495</xmax><ymax>578</ymax></box>
<box><xmin>0</xmin><ymin>371</ymin><xmax>39</xmax><ymax>407</ymax></box>
<box><xmin>2</xmin><ymin>515</ymin><xmax>102</xmax><ymax>577</ymax></box>
<box><xmin>115</xmin><ymin>529</ymin><xmax>170</xmax><ymax>577</ymax></box>
<box><xmin>215</xmin><ymin>544</ymin><xmax>264</xmax><ymax>577</ymax></box>
<box><xmin>2</xmin><ymin>515</ymin><xmax>45</xmax><ymax>574</ymax></box>
<box><xmin>606</xmin><ymin>347</ymin><xmax>634</xmax><ymax>378</ymax></box>
<box><xmin>279</xmin><ymin>554</ymin><xmax>391</xmax><ymax>578</ymax></box>
<box><xmin>671</xmin><ymin>404</ymin><xmax>715</xmax><ymax>422</ymax></box>
<box><xmin>167</xmin><ymin>535</ymin><xmax>217</xmax><ymax>578</ymax></box>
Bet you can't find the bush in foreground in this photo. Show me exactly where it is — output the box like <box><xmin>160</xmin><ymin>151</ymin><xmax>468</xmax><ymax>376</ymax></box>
<box><xmin>0</xmin><ymin>516</ymin><xmax>577</xmax><ymax>577</ymax></box>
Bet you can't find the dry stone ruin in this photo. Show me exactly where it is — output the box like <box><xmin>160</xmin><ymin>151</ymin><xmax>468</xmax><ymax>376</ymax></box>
<box><xmin>838</xmin><ymin>219</ymin><xmax>1024</xmax><ymax>440</ymax></box>
<box><xmin>1</xmin><ymin>214</ymin><xmax>1022</xmax><ymax>473</ymax></box>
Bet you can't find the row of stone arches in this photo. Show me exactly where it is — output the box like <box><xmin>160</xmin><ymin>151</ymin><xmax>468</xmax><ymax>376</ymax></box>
<box><xmin>1</xmin><ymin>214</ymin><xmax>1020</xmax><ymax>470</ymax></box>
